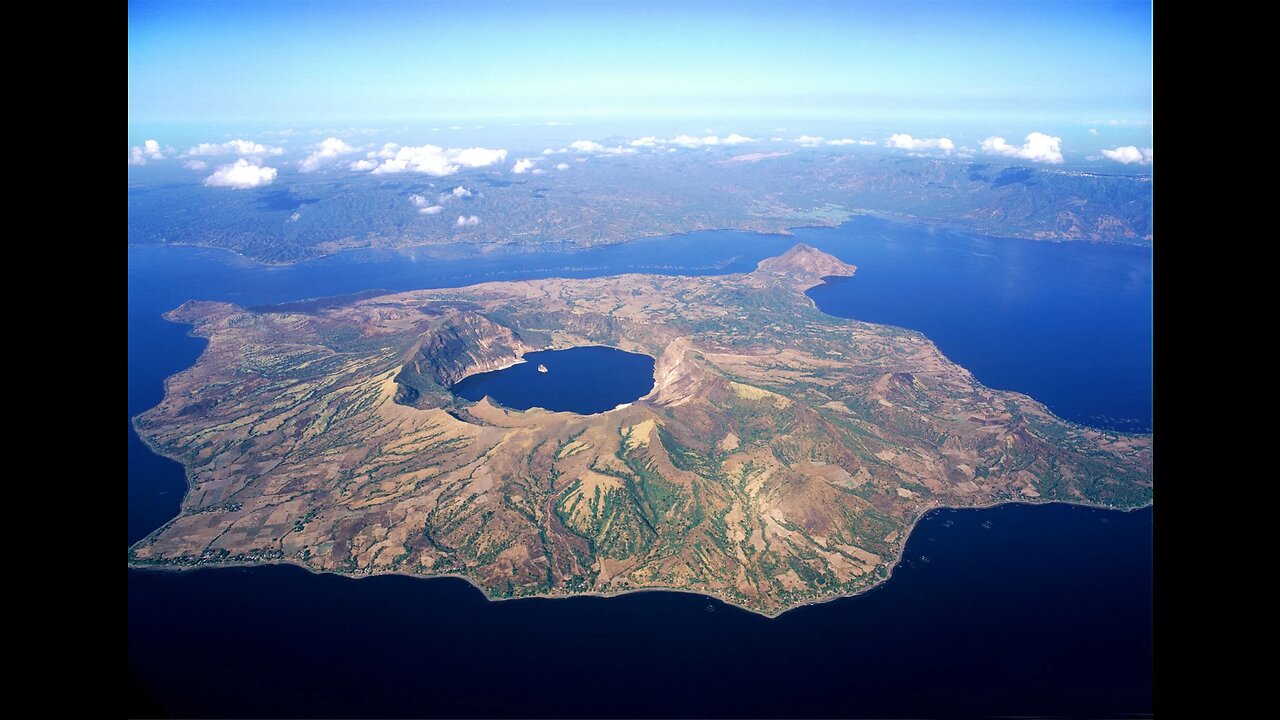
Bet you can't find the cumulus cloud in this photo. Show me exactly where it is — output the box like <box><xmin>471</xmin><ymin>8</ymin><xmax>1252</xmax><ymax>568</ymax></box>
<box><xmin>886</xmin><ymin>133</ymin><xmax>956</xmax><ymax>153</ymax></box>
<box><xmin>624</xmin><ymin>133</ymin><xmax>755</xmax><ymax>149</ymax></box>
<box><xmin>823</xmin><ymin>138</ymin><xmax>878</xmax><ymax>147</ymax></box>
<box><xmin>203</xmin><ymin>159</ymin><xmax>277</xmax><ymax>189</ymax></box>
<box><xmin>979</xmin><ymin>132</ymin><xmax>1063</xmax><ymax>164</ymax></box>
<box><xmin>128</xmin><ymin>139</ymin><xmax>167</xmax><ymax>165</ymax></box>
<box><xmin>794</xmin><ymin>135</ymin><xmax>825</xmax><ymax>147</ymax></box>
<box><xmin>667</xmin><ymin>134</ymin><xmax>754</xmax><ymax>148</ymax></box>
<box><xmin>409</xmin><ymin>194</ymin><xmax>445</xmax><ymax>214</ymax></box>
<box><xmin>448</xmin><ymin>186</ymin><xmax>472</xmax><ymax>199</ymax></box>
<box><xmin>451</xmin><ymin>147</ymin><xmax>507</xmax><ymax>167</ymax></box>
<box><xmin>671</xmin><ymin>134</ymin><xmax>713</xmax><ymax>147</ymax></box>
<box><xmin>566</xmin><ymin>139</ymin><xmax>636</xmax><ymax>155</ymax></box>
<box><xmin>512</xmin><ymin>158</ymin><xmax>537</xmax><ymax>174</ymax></box>
<box><xmin>1100</xmin><ymin>145</ymin><xmax>1153</xmax><ymax>165</ymax></box>
<box><xmin>353</xmin><ymin>143</ymin><xmax>508</xmax><ymax>175</ymax></box>
<box><xmin>299</xmin><ymin>137</ymin><xmax>356</xmax><ymax>172</ymax></box>
<box><xmin>186</xmin><ymin>139</ymin><xmax>285</xmax><ymax>157</ymax></box>
<box><xmin>1088</xmin><ymin>128</ymin><xmax>1099</xmax><ymax>136</ymax></box>
<box><xmin>555</xmin><ymin>162</ymin><xmax>570</xmax><ymax>170</ymax></box>
<box><xmin>455</xmin><ymin>215</ymin><xmax>480</xmax><ymax>227</ymax></box>
<box><xmin>183</xmin><ymin>160</ymin><xmax>208</xmax><ymax>171</ymax></box>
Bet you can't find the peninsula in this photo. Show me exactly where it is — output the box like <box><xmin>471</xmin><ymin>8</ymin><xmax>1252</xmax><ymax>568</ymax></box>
<box><xmin>130</xmin><ymin>245</ymin><xmax>1152</xmax><ymax>616</ymax></box>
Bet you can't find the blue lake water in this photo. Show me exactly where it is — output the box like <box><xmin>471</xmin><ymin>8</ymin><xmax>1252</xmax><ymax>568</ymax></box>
<box><xmin>806</xmin><ymin>227</ymin><xmax>1152</xmax><ymax>432</ymax></box>
<box><xmin>451</xmin><ymin>346</ymin><xmax>656</xmax><ymax>414</ymax></box>
<box><xmin>128</xmin><ymin>217</ymin><xmax>1153</xmax><ymax>717</ymax></box>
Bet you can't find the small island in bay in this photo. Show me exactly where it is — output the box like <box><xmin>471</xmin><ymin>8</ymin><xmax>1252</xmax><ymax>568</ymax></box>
<box><xmin>130</xmin><ymin>245</ymin><xmax>1152</xmax><ymax>616</ymax></box>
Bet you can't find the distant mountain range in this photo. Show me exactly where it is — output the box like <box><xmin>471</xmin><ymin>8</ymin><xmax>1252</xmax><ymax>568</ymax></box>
<box><xmin>129</xmin><ymin>152</ymin><xmax>1152</xmax><ymax>264</ymax></box>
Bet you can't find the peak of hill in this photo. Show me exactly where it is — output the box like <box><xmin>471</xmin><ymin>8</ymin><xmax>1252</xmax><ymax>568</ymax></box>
<box><xmin>752</xmin><ymin>244</ymin><xmax>857</xmax><ymax>287</ymax></box>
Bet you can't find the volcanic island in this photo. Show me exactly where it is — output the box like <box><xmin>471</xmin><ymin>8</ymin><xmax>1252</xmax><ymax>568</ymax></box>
<box><xmin>130</xmin><ymin>245</ymin><xmax>1153</xmax><ymax>616</ymax></box>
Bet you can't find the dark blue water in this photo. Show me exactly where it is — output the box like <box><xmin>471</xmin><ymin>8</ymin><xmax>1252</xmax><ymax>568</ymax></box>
<box><xmin>807</xmin><ymin>228</ymin><xmax>1153</xmax><ymax>432</ymax></box>
<box><xmin>129</xmin><ymin>504</ymin><xmax>1152</xmax><ymax>718</ymax></box>
<box><xmin>128</xmin><ymin>218</ymin><xmax>1153</xmax><ymax>717</ymax></box>
<box><xmin>452</xmin><ymin>346</ymin><xmax>656</xmax><ymax>414</ymax></box>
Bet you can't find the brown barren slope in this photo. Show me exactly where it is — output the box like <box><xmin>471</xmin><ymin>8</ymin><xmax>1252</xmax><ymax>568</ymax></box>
<box><xmin>130</xmin><ymin>245</ymin><xmax>1152</xmax><ymax>616</ymax></box>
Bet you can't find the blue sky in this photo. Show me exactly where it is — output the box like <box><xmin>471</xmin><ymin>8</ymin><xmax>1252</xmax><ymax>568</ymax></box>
<box><xmin>129</xmin><ymin>0</ymin><xmax>1151</xmax><ymax>125</ymax></box>
<box><xmin>129</xmin><ymin>1</ymin><xmax>1153</xmax><ymax>171</ymax></box>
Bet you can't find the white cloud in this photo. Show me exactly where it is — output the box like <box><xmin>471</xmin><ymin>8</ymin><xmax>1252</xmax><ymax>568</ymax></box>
<box><xmin>886</xmin><ymin>133</ymin><xmax>956</xmax><ymax>153</ymax></box>
<box><xmin>668</xmin><ymin>134</ymin><xmax>750</xmax><ymax>147</ymax></box>
<box><xmin>555</xmin><ymin>162</ymin><xmax>570</xmax><ymax>170</ymax></box>
<box><xmin>1088</xmin><ymin>128</ymin><xmax>1099</xmax><ymax>136</ymax></box>
<box><xmin>449</xmin><ymin>186</ymin><xmax>472</xmax><ymax>198</ymax></box>
<box><xmin>456</xmin><ymin>215</ymin><xmax>480</xmax><ymax>227</ymax></box>
<box><xmin>512</xmin><ymin>158</ymin><xmax>537</xmax><ymax>174</ymax></box>
<box><xmin>128</xmin><ymin>139</ymin><xmax>167</xmax><ymax>165</ymax></box>
<box><xmin>545</xmin><ymin>120</ymin><xmax>569</xmax><ymax>126</ymax></box>
<box><xmin>289</xmin><ymin>211</ymin><xmax>301</xmax><ymax>222</ymax></box>
<box><xmin>672</xmin><ymin>134</ymin><xmax>720</xmax><ymax>147</ymax></box>
<box><xmin>824</xmin><ymin>138</ymin><xmax>877</xmax><ymax>147</ymax></box>
<box><xmin>409</xmin><ymin>194</ymin><xmax>445</xmax><ymax>214</ymax></box>
<box><xmin>620</xmin><ymin>133</ymin><xmax>754</xmax><ymax>149</ymax></box>
<box><xmin>794</xmin><ymin>135</ymin><xmax>825</xmax><ymax>147</ymax></box>
<box><xmin>356</xmin><ymin>143</ymin><xmax>508</xmax><ymax>175</ymax></box>
<box><xmin>1100</xmin><ymin>145</ymin><xmax>1153</xmax><ymax>165</ymax></box>
<box><xmin>451</xmin><ymin>147</ymin><xmax>507</xmax><ymax>167</ymax></box>
<box><xmin>203</xmin><ymin>159</ymin><xmax>278</xmax><ymax>189</ymax></box>
<box><xmin>299</xmin><ymin>137</ymin><xmax>356</xmax><ymax>172</ymax></box>
<box><xmin>567</xmin><ymin>140</ymin><xmax>636</xmax><ymax>155</ymax></box>
<box><xmin>979</xmin><ymin>132</ymin><xmax>1063</xmax><ymax>164</ymax></box>
<box><xmin>182</xmin><ymin>160</ymin><xmax>208</xmax><ymax>170</ymax></box>
<box><xmin>186</xmin><ymin>139</ymin><xmax>285</xmax><ymax>157</ymax></box>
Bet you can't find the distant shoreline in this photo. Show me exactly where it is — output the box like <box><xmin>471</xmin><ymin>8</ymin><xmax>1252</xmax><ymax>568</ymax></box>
<box><xmin>126</xmin><ymin>210</ymin><xmax>1153</xmax><ymax>269</ymax></box>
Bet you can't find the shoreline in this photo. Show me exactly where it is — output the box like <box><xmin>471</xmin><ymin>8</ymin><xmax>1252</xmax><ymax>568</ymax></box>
<box><xmin>128</xmin><ymin>497</ymin><xmax>1152</xmax><ymax>621</ymax></box>
<box><xmin>125</xmin><ymin>210</ymin><xmax>1153</xmax><ymax>269</ymax></box>
<box><xmin>128</xmin><ymin>238</ymin><xmax>1151</xmax><ymax>618</ymax></box>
